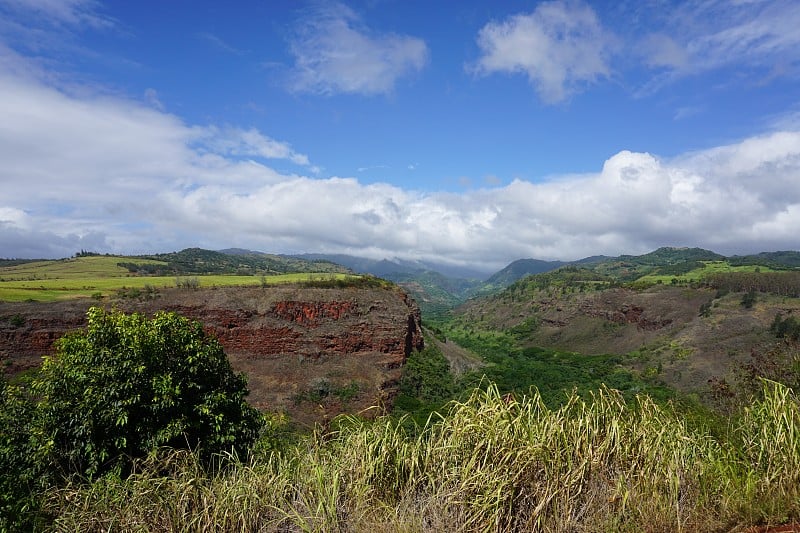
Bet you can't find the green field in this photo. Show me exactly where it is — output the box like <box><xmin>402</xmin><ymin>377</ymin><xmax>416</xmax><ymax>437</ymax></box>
<box><xmin>0</xmin><ymin>256</ymin><xmax>356</xmax><ymax>302</ymax></box>
<box><xmin>0</xmin><ymin>256</ymin><xmax>166</xmax><ymax>280</ymax></box>
<box><xmin>636</xmin><ymin>260</ymin><xmax>777</xmax><ymax>284</ymax></box>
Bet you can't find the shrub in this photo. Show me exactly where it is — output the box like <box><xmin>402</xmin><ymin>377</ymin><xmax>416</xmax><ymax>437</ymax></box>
<box><xmin>740</xmin><ymin>290</ymin><xmax>757</xmax><ymax>308</ymax></box>
<box><xmin>175</xmin><ymin>276</ymin><xmax>200</xmax><ymax>289</ymax></box>
<box><xmin>0</xmin><ymin>379</ymin><xmax>47</xmax><ymax>530</ymax></box>
<box><xmin>32</xmin><ymin>307</ymin><xmax>263</xmax><ymax>479</ymax></box>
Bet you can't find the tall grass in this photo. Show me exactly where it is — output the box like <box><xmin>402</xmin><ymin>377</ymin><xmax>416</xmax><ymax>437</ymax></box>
<box><xmin>46</xmin><ymin>381</ymin><xmax>800</xmax><ymax>532</ymax></box>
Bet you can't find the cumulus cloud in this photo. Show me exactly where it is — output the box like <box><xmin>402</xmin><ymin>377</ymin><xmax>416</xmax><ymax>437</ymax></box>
<box><xmin>470</xmin><ymin>0</ymin><xmax>615</xmax><ymax>103</ymax></box>
<box><xmin>287</xmin><ymin>2</ymin><xmax>428</xmax><ymax>96</ymax></box>
<box><xmin>2</xmin><ymin>42</ymin><xmax>800</xmax><ymax>269</ymax></box>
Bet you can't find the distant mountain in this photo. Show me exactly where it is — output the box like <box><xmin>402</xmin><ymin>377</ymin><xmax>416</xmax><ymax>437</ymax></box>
<box><xmin>729</xmin><ymin>251</ymin><xmax>800</xmax><ymax>269</ymax></box>
<box><xmin>484</xmin><ymin>258</ymin><xmax>566</xmax><ymax>287</ymax></box>
<box><xmin>567</xmin><ymin>247</ymin><xmax>726</xmax><ymax>282</ymax></box>
<box><xmin>293</xmin><ymin>254</ymin><xmax>491</xmax><ymax>280</ymax></box>
<box><xmin>571</xmin><ymin>255</ymin><xmax>611</xmax><ymax>265</ymax></box>
<box><xmin>285</xmin><ymin>248</ymin><xmax>777</xmax><ymax>317</ymax></box>
<box><xmin>625</xmin><ymin>247</ymin><xmax>724</xmax><ymax>264</ymax></box>
<box><xmin>217</xmin><ymin>247</ymin><xmax>800</xmax><ymax>319</ymax></box>
<box><xmin>290</xmin><ymin>254</ymin><xmax>499</xmax><ymax>318</ymax></box>
<box><xmin>217</xmin><ymin>248</ymin><xmax>262</xmax><ymax>256</ymax></box>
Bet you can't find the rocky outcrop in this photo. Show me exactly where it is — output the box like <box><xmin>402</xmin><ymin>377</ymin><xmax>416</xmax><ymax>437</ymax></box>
<box><xmin>272</xmin><ymin>300</ymin><xmax>356</xmax><ymax>325</ymax></box>
<box><xmin>0</xmin><ymin>285</ymin><xmax>424</xmax><ymax>426</ymax></box>
<box><xmin>580</xmin><ymin>301</ymin><xmax>673</xmax><ymax>331</ymax></box>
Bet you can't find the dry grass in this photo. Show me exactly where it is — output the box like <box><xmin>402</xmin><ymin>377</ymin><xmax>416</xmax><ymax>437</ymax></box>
<box><xmin>46</xmin><ymin>381</ymin><xmax>800</xmax><ymax>532</ymax></box>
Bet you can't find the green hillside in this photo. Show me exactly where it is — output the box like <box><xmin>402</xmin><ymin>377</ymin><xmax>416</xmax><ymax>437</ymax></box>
<box><xmin>381</xmin><ymin>247</ymin><xmax>794</xmax><ymax>319</ymax></box>
<box><xmin>0</xmin><ymin>251</ymin><xmax>356</xmax><ymax>302</ymax></box>
<box><xmin>392</xmin><ymin>270</ymin><xmax>478</xmax><ymax>318</ymax></box>
<box><xmin>447</xmin><ymin>253</ymin><xmax>800</xmax><ymax>402</ymax></box>
<box><xmin>484</xmin><ymin>258</ymin><xmax>565</xmax><ymax>286</ymax></box>
<box><xmin>729</xmin><ymin>250</ymin><xmax>800</xmax><ymax>269</ymax></box>
<box><xmin>126</xmin><ymin>248</ymin><xmax>349</xmax><ymax>276</ymax></box>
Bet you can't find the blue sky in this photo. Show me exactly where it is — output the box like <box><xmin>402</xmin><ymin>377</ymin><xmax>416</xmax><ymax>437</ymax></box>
<box><xmin>1</xmin><ymin>0</ymin><xmax>799</xmax><ymax>270</ymax></box>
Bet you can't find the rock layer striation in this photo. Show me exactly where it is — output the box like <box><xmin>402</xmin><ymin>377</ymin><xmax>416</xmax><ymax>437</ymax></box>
<box><xmin>1</xmin><ymin>285</ymin><xmax>423</xmax><ymax>427</ymax></box>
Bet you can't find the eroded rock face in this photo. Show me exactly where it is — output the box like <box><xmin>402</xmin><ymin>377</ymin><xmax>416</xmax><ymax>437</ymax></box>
<box><xmin>272</xmin><ymin>300</ymin><xmax>356</xmax><ymax>325</ymax></box>
<box><xmin>580</xmin><ymin>301</ymin><xmax>673</xmax><ymax>331</ymax></box>
<box><xmin>0</xmin><ymin>285</ymin><xmax>423</xmax><ymax>427</ymax></box>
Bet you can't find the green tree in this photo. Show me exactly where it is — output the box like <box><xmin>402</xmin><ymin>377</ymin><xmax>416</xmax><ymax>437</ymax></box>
<box><xmin>33</xmin><ymin>307</ymin><xmax>263</xmax><ymax>479</ymax></box>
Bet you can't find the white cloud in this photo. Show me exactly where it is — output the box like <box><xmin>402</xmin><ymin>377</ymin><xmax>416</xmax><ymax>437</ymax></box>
<box><xmin>639</xmin><ymin>0</ymin><xmax>800</xmax><ymax>83</ymax></box>
<box><xmin>0</xmin><ymin>206</ymin><xmax>27</xmax><ymax>226</ymax></box>
<box><xmin>471</xmin><ymin>0</ymin><xmax>615</xmax><ymax>103</ymax></box>
<box><xmin>194</xmin><ymin>126</ymin><xmax>314</xmax><ymax>168</ymax></box>
<box><xmin>143</xmin><ymin>88</ymin><xmax>163</xmax><ymax>110</ymax></box>
<box><xmin>2</xmin><ymin>44</ymin><xmax>800</xmax><ymax>268</ymax></box>
<box><xmin>0</xmin><ymin>0</ymin><xmax>113</xmax><ymax>29</ymax></box>
<box><xmin>673</xmin><ymin>105</ymin><xmax>703</xmax><ymax>121</ymax></box>
<box><xmin>288</xmin><ymin>2</ymin><xmax>428</xmax><ymax>96</ymax></box>
<box><xmin>640</xmin><ymin>33</ymin><xmax>689</xmax><ymax>69</ymax></box>
<box><xmin>195</xmin><ymin>32</ymin><xmax>246</xmax><ymax>55</ymax></box>
<box><xmin>357</xmin><ymin>164</ymin><xmax>388</xmax><ymax>173</ymax></box>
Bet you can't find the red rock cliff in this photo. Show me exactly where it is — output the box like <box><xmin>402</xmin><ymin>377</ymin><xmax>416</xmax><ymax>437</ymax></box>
<box><xmin>0</xmin><ymin>285</ymin><xmax>424</xmax><ymax>427</ymax></box>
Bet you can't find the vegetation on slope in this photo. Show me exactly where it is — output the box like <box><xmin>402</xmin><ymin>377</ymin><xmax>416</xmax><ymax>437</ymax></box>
<box><xmin>1</xmin><ymin>308</ymin><xmax>264</xmax><ymax>530</ymax></box>
<box><xmin>392</xmin><ymin>270</ymin><xmax>479</xmax><ymax>319</ymax></box>
<box><xmin>482</xmin><ymin>258</ymin><xmax>565</xmax><ymax>288</ymax></box>
<box><xmin>124</xmin><ymin>248</ymin><xmax>349</xmax><ymax>276</ymax></box>
<box><xmin>729</xmin><ymin>251</ymin><xmax>800</xmax><ymax>269</ymax></box>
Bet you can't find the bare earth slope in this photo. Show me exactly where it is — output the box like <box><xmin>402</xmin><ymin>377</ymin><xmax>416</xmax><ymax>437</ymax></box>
<box><xmin>0</xmin><ymin>285</ymin><xmax>423</xmax><ymax>428</ymax></box>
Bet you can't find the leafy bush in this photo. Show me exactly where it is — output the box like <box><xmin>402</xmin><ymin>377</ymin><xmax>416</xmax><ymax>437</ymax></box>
<box><xmin>740</xmin><ymin>290</ymin><xmax>757</xmax><ymax>308</ymax></box>
<box><xmin>0</xmin><ymin>379</ymin><xmax>47</xmax><ymax>531</ymax></box>
<box><xmin>293</xmin><ymin>380</ymin><xmax>362</xmax><ymax>405</ymax></box>
<box><xmin>175</xmin><ymin>276</ymin><xmax>200</xmax><ymax>289</ymax></box>
<box><xmin>32</xmin><ymin>307</ymin><xmax>263</xmax><ymax>479</ymax></box>
<box><xmin>771</xmin><ymin>313</ymin><xmax>800</xmax><ymax>341</ymax></box>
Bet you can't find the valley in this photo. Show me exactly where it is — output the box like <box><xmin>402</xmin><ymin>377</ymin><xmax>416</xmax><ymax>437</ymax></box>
<box><xmin>3</xmin><ymin>246</ymin><xmax>800</xmax><ymax>531</ymax></box>
<box><xmin>1</xmin><ymin>279</ymin><xmax>422</xmax><ymax>429</ymax></box>
<box><xmin>5</xmin><ymin>245</ymin><xmax>800</xmax><ymax>411</ymax></box>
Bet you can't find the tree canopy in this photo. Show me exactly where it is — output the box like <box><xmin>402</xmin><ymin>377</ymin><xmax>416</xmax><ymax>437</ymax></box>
<box><xmin>33</xmin><ymin>307</ymin><xmax>264</xmax><ymax>478</ymax></box>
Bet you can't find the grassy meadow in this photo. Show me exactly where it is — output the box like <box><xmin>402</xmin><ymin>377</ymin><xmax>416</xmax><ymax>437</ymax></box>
<box><xmin>44</xmin><ymin>381</ymin><xmax>800</xmax><ymax>532</ymax></box>
<box><xmin>0</xmin><ymin>256</ymin><xmax>358</xmax><ymax>302</ymax></box>
<box><xmin>636</xmin><ymin>260</ymin><xmax>778</xmax><ymax>284</ymax></box>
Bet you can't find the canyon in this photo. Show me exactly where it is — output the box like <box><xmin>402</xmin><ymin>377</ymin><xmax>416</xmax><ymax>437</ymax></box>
<box><xmin>0</xmin><ymin>284</ymin><xmax>424</xmax><ymax>428</ymax></box>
